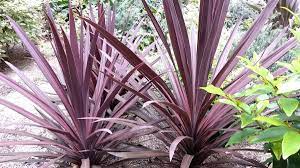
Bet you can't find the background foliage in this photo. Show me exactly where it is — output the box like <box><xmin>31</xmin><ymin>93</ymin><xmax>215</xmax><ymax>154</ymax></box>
<box><xmin>0</xmin><ymin>0</ymin><xmax>43</xmax><ymax>58</ymax></box>
<box><xmin>1</xmin><ymin>0</ymin><xmax>295</xmax><ymax>59</ymax></box>
<box><xmin>205</xmin><ymin>50</ymin><xmax>300</xmax><ymax>167</ymax></box>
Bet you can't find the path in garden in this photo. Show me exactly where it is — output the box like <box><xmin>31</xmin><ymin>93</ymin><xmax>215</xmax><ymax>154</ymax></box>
<box><xmin>0</xmin><ymin>43</ymin><xmax>59</xmax><ymax>168</ymax></box>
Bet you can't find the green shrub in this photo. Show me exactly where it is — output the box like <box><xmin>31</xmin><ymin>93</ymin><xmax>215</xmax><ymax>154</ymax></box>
<box><xmin>203</xmin><ymin>32</ymin><xmax>300</xmax><ymax>166</ymax></box>
<box><xmin>0</xmin><ymin>0</ymin><xmax>43</xmax><ymax>59</ymax></box>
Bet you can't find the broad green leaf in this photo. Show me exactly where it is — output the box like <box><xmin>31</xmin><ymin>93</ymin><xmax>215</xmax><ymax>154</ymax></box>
<box><xmin>254</xmin><ymin>116</ymin><xmax>287</xmax><ymax>126</ymax></box>
<box><xmin>218</xmin><ymin>99</ymin><xmax>238</xmax><ymax>108</ymax></box>
<box><xmin>278</xmin><ymin>98</ymin><xmax>299</xmax><ymax>117</ymax></box>
<box><xmin>235</xmin><ymin>84</ymin><xmax>274</xmax><ymax>98</ymax></box>
<box><xmin>271</xmin><ymin>142</ymin><xmax>282</xmax><ymax>160</ymax></box>
<box><xmin>291</xmin><ymin>29</ymin><xmax>300</xmax><ymax>42</ymax></box>
<box><xmin>277</xmin><ymin>62</ymin><xmax>297</xmax><ymax>73</ymax></box>
<box><xmin>239</xmin><ymin>56</ymin><xmax>252</xmax><ymax>65</ymax></box>
<box><xmin>231</xmin><ymin>90</ymin><xmax>244</xmax><ymax>97</ymax></box>
<box><xmin>237</xmin><ymin>101</ymin><xmax>252</xmax><ymax>114</ymax></box>
<box><xmin>240</xmin><ymin>113</ymin><xmax>254</xmax><ymax>128</ymax></box>
<box><xmin>250</xmin><ymin>104</ymin><xmax>257</xmax><ymax>112</ymax></box>
<box><xmin>277</xmin><ymin>62</ymin><xmax>296</xmax><ymax>73</ymax></box>
<box><xmin>226</xmin><ymin>128</ymin><xmax>257</xmax><ymax>147</ymax></box>
<box><xmin>291</xmin><ymin>59</ymin><xmax>300</xmax><ymax>73</ymax></box>
<box><xmin>273</xmin><ymin>77</ymin><xmax>286</xmax><ymax>86</ymax></box>
<box><xmin>252</xmin><ymin>84</ymin><xmax>274</xmax><ymax>95</ymax></box>
<box><xmin>246</xmin><ymin>64</ymin><xmax>274</xmax><ymax>82</ymax></box>
<box><xmin>200</xmin><ymin>85</ymin><xmax>226</xmax><ymax>97</ymax></box>
<box><xmin>282</xmin><ymin>131</ymin><xmax>300</xmax><ymax>159</ymax></box>
<box><xmin>251</xmin><ymin>127</ymin><xmax>289</xmax><ymax>143</ymax></box>
<box><xmin>256</xmin><ymin>100</ymin><xmax>269</xmax><ymax>114</ymax></box>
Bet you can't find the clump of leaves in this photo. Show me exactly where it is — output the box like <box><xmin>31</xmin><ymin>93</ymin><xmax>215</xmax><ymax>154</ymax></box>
<box><xmin>0</xmin><ymin>2</ymin><xmax>160</xmax><ymax>167</ymax></box>
<box><xmin>0</xmin><ymin>0</ymin><xmax>43</xmax><ymax>59</ymax></box>
<box><xmin>81</xmin><ymin>0</ymin><xmax>297</xmax><ymax>167</ymax></box>
<box><xmin>205</xmin><ymin>48</ymin><xmax>300</xmax><ymax>167</ymax></box>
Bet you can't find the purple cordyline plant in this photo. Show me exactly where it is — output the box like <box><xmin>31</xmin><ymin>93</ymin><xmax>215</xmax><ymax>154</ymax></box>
<box><xmin>81</xmin><ymin>0</ymin><xmax>298</xmax><ymax>167</ymax></box>
<box><xmin>0</xmin><ymin>2</ymin><xmax>164</xmax><ymax>167</ymax></box>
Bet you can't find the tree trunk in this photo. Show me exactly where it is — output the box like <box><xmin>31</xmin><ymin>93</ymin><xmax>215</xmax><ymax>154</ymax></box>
<box><xmin>80</xmin><ymin>158</ymin><xmax>90</xmax><ymax>168</ymax></box>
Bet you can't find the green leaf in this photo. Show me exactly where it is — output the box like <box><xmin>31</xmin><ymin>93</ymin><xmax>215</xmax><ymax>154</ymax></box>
<box><xmin>271</xmin><ymin>141</ymin><xmax>282</xmax><ymax>160</ymax></box>
<box><xmin>282</xmin><ymin>131</ymin><xmax>300</xmax><ymax>159</ymax></box>
<box><xmin>240</xmin><ymin>113</ymin><xmax>254</xmax><ymax>128</ymax></box>
<box><xmin>239</xmin><ymin>56</ymin><xmax>252</xmax><ymax>65</ymax></box>
<box><xmin>251</xmin><ymin>127</ymin><xmax>289</xmax><ymax>143</ymax></box>
<box><xmin>246</xmin><ymin>64</ymin><xmax>274</xmax><ymax>82</ymax></box>
<box><xmin>254</xmin><ymin>116</ymin><xmax>287</xmax><ymax>126</ymax></box>
<box><xmin>291</xmin><ymin>29</ymin><xmax>300</xmax><ymax>42</ymax></box>
<box><xmin>235</xmin><ymin>83</ymin><xmax>275</xmax><ymax>98</ymax></box>
<box><xmin>218</xmin><ymin>99</ymin><xmax>238</xmax><ymax>108</ymax></box>
<box><xmin>237</xmin><ymin>101</ymin><xmax>252</xmax><ymax>114</ymax></box>
<box><xmin>256</xmin><ymin>100</ymin><xmax>269</xmax><ymax>114</ymax></box>
<box><xmin>278</xmin><ymin>98</ymin><xmax>299</xmax><ymax>117</ymax></box>
<box><xmin>200</xmin><ymin>85</ymin><xmax>226</xmax><ymax>97</ymax></box>
<box><xmin>277</xmin><ymin>62</ymin><xmax>296</xmax><ymax>73</ymax></box>
<box><xmin>226</xmin><ymin>128</ymin><xmax>257</xmax><ymax>147</ymax></box>
<box><xmin>291</xmin><ymin>59</ymin><xmax>300</xmax><ymax>73</ymax></box>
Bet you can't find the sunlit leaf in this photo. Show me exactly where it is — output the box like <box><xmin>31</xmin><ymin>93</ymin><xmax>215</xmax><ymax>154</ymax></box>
<box><xmin>271</xmin><ymin>141</ymin><xmax>282</xmax><ymax>160</ymax></box>
<box><xmin>240</xmin><ymin>113</ymin><xmax>254</xmax><ymax>128</ymax></box>
<box><xmin>278</xmin><ymin>98</ymin><xmax>299</xmax><ymax>117</ymax></box>
<box><xmin>218</xmin><ymin>99</ymin><xmax>239</xmax><ymax>109</ymax></box>
<box><xmin>200</xmin><ymin>85</ymin><xmax>226</xmax><ymax>97</ymax></box>
<box><xmin>282</xmin><ymin>131</ymin><xmax>300</xmax><ymax>159</ymax></box>
<box><xmin>254</xmin><ymin>116</ymin><xmax>287</xmax><ymax>126</ymax></box>
<box><xmin>237</xmin><ymin>101</ymin><xmax>252</xmax><ymax>114</ymax></box>
<box><xmin>256</xmin><ymin>100</ymin><xmax>269</xmax><ymax>114</ymax></box>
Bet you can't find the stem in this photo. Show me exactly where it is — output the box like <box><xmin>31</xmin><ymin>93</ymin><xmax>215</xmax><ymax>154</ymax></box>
<box><xmin>80</xmin><ymin>158</ymin><xmax>90</xmax><ymax>168</ymax></box>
